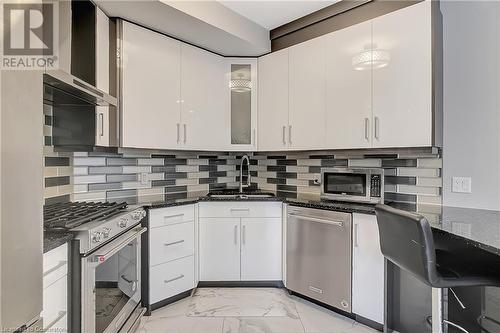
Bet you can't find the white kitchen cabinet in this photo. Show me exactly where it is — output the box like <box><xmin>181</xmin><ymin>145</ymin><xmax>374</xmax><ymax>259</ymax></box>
<box><xmin>199</xmin><ymin>218</ymin><xmax>241</xmax><ymax>281</ymax></box>
<box><xmin>181</xmin><ymin>44</ymin><xmax>229</xmax><ymax>150</ymax></box>
<box><xmin>226</xmin><ymin>58</ymin><xmax>258</xmax><ymax>151</ymax></box>
<box><xmin>372</xmin><ymin>1</ymin><xmax>432</xmax><ymax>148</ymax></box>
<box><xmin>258</xmin><ymin>49</ymin><xmax>290</xmax><ymax>151</ymax></box>
<box><xmin>120</xmin><ymin>21</ymin><xmax>181</xmax><ymax>150</ymax></box>
<box><xmin>289</xmin><ymin>37</ymin><xmax>326</xmax><ymax>150</ymax></box>
<box><xmin>352</xmin><ymin>213</ymin><xmax>384</xmax><ymax>324</ymax></box>
<box><xmin>148</xmin><ymin>205</ymin><xmax>196</xmax><ymax>304</ymax></box>
<box><xmin>42</xmin><ymin>243</ymin><xmax>68</xmax><ymax>332</ymax></box>
<box><xmin>241</xmin><ymin>218</ymin><xmax>282</xmax><ymax>281</ymax></box>
<box><xmin>198</xmin><ymin>202</ymin><xmax>283</xmax><ymax>281</ymax></box>
<box><xmin>325</xmin><ymin>21</ymin><xmax>372</xmax><ymax>149</ymax></box>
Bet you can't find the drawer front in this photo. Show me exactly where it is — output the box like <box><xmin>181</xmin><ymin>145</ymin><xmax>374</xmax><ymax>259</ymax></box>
<box><xmin>150</xmin><ymin>256</ymin><xmax>195</xmax><ymax>304</ymax></box>
<box><xmin>149</xmin><ymin>205</ymin><xmax>195</xmax><ymax>228</ymax></box>
<box><xmin>150</xmin><ymin>221</ymin><xmax>194</xmax><ymax>266</ymax></box>
<box><xmin>42</xmin><ymin>275</ymin><xmax>67</xmax><ymax>331</ymax></box>
<box><xmin>43</xmin><ymin>243</ymin><xmax>68</xmax><ymax>288</ymax></box>
<box><xmin>199</xmin><ymin>202</ymin><xmax>282</xmax><ymax>218</ymax></box>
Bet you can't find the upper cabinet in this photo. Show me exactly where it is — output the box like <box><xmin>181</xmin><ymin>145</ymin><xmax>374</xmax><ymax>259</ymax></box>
<box><xmin>258</xmin><ymin>49</ymin><xmax>289</xmax><ymax>151</ymax></box>
<box><xmin>181</xmin><ymin>44</ymin><xmax>229</xmax><ymax>150</ymax></box>
<box><xmin>226</xmin><ymin>58</ymin><xmax>258</xmax><ymax>151</ymax></box>
<box><xmin>289</xmin><ymin>37</ymin><xmax>326</xmax><ymax>150</ymax></box>
<box><xmin>372</xmin><ymin>1</ymin><xmax>433</xmax><ymax>148</ymax></box>
<box><xmin>120</xmin><ymin>21</ymin><xmax>181</xmax><ymax>150</ymax></box>
<box><xmin>325</xmin><ymin>20</ymin><xmax>372</xmax><ymax>150</ymax></box>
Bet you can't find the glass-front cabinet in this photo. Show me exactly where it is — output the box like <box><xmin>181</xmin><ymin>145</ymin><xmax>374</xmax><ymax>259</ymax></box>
<box><xmin>226</xmin><ymin>58</ymin><xmax>258</xmax><ymax>151</ymax></box>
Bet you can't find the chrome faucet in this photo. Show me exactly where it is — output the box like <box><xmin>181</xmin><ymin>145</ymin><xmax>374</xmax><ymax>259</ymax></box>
<box><xmin>239</xmin><ymin>155</ymin><xmax>251</xmax><ymax>193</ymax></box>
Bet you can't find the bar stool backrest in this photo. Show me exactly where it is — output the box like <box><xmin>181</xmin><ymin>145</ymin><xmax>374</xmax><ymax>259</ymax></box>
<box><xmin>375</xmin><ymin>204</ymin><xmax>438</xmax><ymax>287</ymax></box>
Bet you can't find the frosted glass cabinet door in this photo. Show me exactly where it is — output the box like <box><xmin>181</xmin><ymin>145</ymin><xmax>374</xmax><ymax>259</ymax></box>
<box><xmin>325</xmin><ymin>21</ymin><xmax>372</xmax><ymax>149</ymax></box>
<box><xmin>258</xmin><ymin>49</ymin><xmax>290</xmax><ymax>151</ymax></box>
<box><xmin>372</xmin><ymin>1</ymin><xmax>432</xmax><ymax>148</ymax></box>
<box><xmin>181</xmin><ymin>44</ymin><xmax>229</xmax><ymax>150</ymax></box>
<box><xmin>121</xmin><ymin>21</ymin><xmax>181</xmax><ymax>150</ymax></box>
<box><xmin>289</xmin><ymin>37</ymin><xmax>326</xmax><ymax>150</ymax></box>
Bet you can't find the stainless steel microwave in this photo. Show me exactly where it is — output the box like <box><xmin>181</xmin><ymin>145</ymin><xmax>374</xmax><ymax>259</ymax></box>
<box><xmin>321</xmin><ymin>168</ymin><xmax>384</xmax><ymax>204</ymax></box>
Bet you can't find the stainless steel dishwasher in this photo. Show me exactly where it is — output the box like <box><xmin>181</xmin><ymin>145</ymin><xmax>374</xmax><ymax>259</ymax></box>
<box><xmin>286</xmin><ymin>206</ymin><xmax>352</xmax><ymax>312</ymax></box>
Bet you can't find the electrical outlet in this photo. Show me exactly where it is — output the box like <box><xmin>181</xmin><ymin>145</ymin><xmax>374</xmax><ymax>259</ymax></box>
<box><xmin>140</xmin><ymin>173</ymin><xmax>149</xmax><ymax>185</ymax></box>
<box><xmin>452</xmin><ymin>177</ymin><xmax>472</xmax><ymax>193</ymax></box>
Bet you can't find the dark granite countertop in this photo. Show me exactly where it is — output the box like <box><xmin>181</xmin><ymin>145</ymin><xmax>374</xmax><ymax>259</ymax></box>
<box><xmin>44</xmin><ymin>231</ymin><xmax>73</xmax><ymax>253</ymax></box>
<box><xmin>139</xmin><ymin>191</ymin><xmax>500</xmax><ymax>256</ymax></box>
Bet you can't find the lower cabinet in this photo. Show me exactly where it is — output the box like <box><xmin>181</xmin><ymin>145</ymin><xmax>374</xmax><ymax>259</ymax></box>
<box><xmin>199</xmin><ymin>202</ymin><xmax>283</xmax><ymax>282</ymax></box>
<box><xmin>42</xmin><ymin>243</ymin><xmax>68</xmax><ymax>332</ymax></box>
<box><xmin>352</xmin><ymin>213</ymin><xmax>384</xmax><ymax>324</ymax></box>
<box><xmin>149</xmin><ymin>205</ymin><xmax>196</xmax><ymax>305</ymax></box>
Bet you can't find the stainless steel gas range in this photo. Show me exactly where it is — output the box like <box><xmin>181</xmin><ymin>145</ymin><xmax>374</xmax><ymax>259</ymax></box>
<box><xmin>44</xmin><ymin>202</ymin><xmax>147</xmax><ymax>333</ymax></box>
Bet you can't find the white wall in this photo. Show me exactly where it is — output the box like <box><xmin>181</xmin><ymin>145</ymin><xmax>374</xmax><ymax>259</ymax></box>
<box><xmin>441</xmin><ymin>0</ymin><xmax>500</xmax><ymax>210</ymax></box>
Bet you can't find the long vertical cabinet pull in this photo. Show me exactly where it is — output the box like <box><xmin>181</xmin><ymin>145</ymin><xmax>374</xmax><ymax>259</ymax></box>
<box><xmin>99</xmin><ymin>113</ymin><xmax>104</xmax><ymax>137</ymax></box>
<box><xmin>242</xmin><ymin>224</ymin><xmax>246</xmax><ymax>245</ymax></box>
<box><xmin>178</xmin><ymin>123</ymin><xmax>181</xmax><ymax>144</ymax></box>
<box><xmin>288</xmin><ymin>125</ymin><xmax>292</xmax><ymax>145</ymax></box>
<box><xmin>183</xmin><ymin>124</ymin><xmax>187</xmax><ymax>144</ymax></box>
<box><xmin>374</xmin><ymin>116</ymin><xmax>380</xmax><ymax>140</ymax></box>
<box><xmin>234</xmin><ymin>225</ymin><xmax>238</xmax><ymax>245</ymax></box>
<box><xmin>282</xmin><ymin>126</ymin><xmax>287</xmax><ymax>145</ymax></box>
<box><xmin>354</xmin><ymin>223</ymin><xmax>359</xmax><ymax>247</ymax></box>
<box><xmin>364</xmin><ymin>118</ymin><xmax>370</xmax><ymax>141</ymax></box>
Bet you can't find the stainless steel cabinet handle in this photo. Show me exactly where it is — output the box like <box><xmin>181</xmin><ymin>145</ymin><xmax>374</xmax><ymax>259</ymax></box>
<box><xmin>43</xmin><ymin>260</ymin><xmax>67</xmax><ymax>277</ymax></box>
<box><xmin>183</xmin><ymin>124</ymin><xmax>187</xmax><ymax>144</ymax></box>
<box><xmin>164</xmin><ymin>274</ymin><xmax>184</xmax><ymax>284</ymax></box>
<box><xmin>99</xmin><ymin>113</ymin><xmax>104</xmax><ymax>137</ymax></box>
<box><xmin>163</xmin><ymin>213</ymin><xmax>184</xmax><ymax>223</ymax></box>
<box><xmin>364</xmin><ymin>118</ymin><xmax>369</xmax><ymax>141</ymax></box>
<box><xmin>164</xmin><ymin>240</ymin><xmax>185</xmax><ymax>247</ymax></box>
<box><xmin>282</xmin><ymin>126</ymin><xmax>287</xmax><ymax>145</ymax></box>
<box><xmin>288</xmin><ymin>125</ymin><xmax>292</xmax><ymax>144</ymax></box>
<box><xmin>242</xmin><ymin>225</ymin><xmax>246</xmax><ymax>245</ymax></box>
<box><xmin>43</xmin><ymin>311</ymin><xmax>67</xmax><ymax>331</ymax></box>
<box><xmin>234</xmin><ymin>225</ymin><xmax>238</xmax><ymax>245</ymax></box>
<box><xmin>230</xmin><ymin>208</ymin><xmax>250</xmax><ymax>212</ymax></box>
<box><xmin>354</xmin><ymin>223</ymin><xmax>359</xmax><ymax>247</ymax></box>
<box><xmin>288</xmin><ymin>213</ymin><xmax>344</xmax><ymax>227</ymax></box>
<box><xmin>176</xmin><ymin>123</ymin><xmax>180</xmax><ymax>143</ymax></box>
<box><xmin>120</xmin><ymin>274</ymin><xmax>137</xmax><ymax>283</ymax></box>
<box><xmin>374</xmin><ymin>116</ymin><xmax>380</xmax><ymax>140</ymax></box>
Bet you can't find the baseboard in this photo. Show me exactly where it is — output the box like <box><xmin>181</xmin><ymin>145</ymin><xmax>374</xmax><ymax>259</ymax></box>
<box><xmin>355</xmin><ymin>314</ymin><xmax>384</xmax><ymax>332</ymax></box>
<box><xmin>148</xmin><ymin>289</ymin><xmax>193</xmax><ymax>314</ymax></box>
<box><xmin>197</xmin><ymin>281</ymin><xmax>284</xmax><ymax>288</ymax></box>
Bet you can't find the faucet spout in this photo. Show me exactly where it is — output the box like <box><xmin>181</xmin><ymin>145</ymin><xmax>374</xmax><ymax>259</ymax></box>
<box><xmin>239</xmin><ymin>155</ymin><xmax>251</xmax><ymax>193</ymax></box>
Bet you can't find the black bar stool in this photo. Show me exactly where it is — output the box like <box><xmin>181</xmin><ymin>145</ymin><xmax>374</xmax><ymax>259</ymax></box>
<box><xmin>375</xmin><ymin>204</ymin><xmax>500</xmax><ymax>333</ymax></box>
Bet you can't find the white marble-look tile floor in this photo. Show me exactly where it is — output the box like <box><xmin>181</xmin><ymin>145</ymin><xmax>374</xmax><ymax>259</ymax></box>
<box><xmin>136</xmin><ymin>288</ymin><xmax>379</xmax><ymax>333</ymax></box>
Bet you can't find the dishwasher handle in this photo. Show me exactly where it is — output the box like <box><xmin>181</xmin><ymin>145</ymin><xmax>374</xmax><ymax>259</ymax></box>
<box><xmin>288</xmin><ymin>213</ymin><xmax>344</xmax><ymax>227</ymax></box>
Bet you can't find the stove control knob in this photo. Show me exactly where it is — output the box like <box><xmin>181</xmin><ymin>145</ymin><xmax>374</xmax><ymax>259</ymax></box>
<box><xmin>132</xmin><ymin>211</ymin><xmax>145</xmax><ymax>221</ymax></box>
<box><xmin>102</xmin><ymin>227</ymin><xmax>111</xmax><ymax>238</ymax></box>
<box><xmin>92</xmin><ymin>231</ymin><xmax>103</xmax><ymax>243</ymax></box>
<box><xmin>118</xmin><ymin>218</ymin><xmax>128</xmax><ymax>228</ymax></box>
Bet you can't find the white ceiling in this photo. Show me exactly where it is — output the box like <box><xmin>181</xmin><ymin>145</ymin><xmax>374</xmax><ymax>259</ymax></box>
<box><xmin>218</xmin><ymin>0</ymin><xmax>340</xmax><ymax>30</ymax></box>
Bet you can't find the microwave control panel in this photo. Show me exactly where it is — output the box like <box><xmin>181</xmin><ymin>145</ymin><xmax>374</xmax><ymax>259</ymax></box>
<box><xmin>370</xmin><ymin>174</ymin><xmax>382</xmax><ymax>198</ymax></box>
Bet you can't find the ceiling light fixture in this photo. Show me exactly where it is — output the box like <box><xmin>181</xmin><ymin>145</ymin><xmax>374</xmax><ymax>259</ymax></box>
<box><xmin>352</xmin><ymin>43</ymin><xmax>390</xmax><ymax>71</ymax></box>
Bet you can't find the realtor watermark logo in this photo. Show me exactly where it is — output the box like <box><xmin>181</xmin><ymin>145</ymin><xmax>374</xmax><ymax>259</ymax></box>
<box><xmin>1</xmin><ymin>1</ymin><xmax>59</xmax><ymax>69</ymax></box>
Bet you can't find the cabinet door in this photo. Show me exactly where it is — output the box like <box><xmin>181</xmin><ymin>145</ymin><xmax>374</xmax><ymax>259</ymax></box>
<box><xmin>226</xmin><ymin>58</ymin><xmax>258</xmax><ymax>151</ymax></box>
<box><xmin>258</xmin><ymin>49</ymin><xmax>290</xmax><ymax>151</ymax></box>
<box><xmin>325</xmin><ymin>21</ymin><xmax>372</xmax><ymax>149</ymax></box>
<box><xmin>241</xmin><ymin>218</ymin><xmax>282</xmax><ymax>281</ymax></box>
<box><xmin>121</xmin><ymin>21</ymin><xmax>181</xmax><ymax>150</ymax></box>
<box><xmin>199</xmin><ymin>218</ymin><xmax>240</xmax><ymax>281</ymax></box>
<box><xmin>372</xmin><ymin>1</ymin><xmax>432</xmax><ymax>148</ymax></box>
<box><xmin>181</xmin><ymin>44</ymin><xmax>229</xmax><ymax>150</ymax></box>
<box><xmin>289</xmin><ymin>37</ymin><xmax>326</xmax><ymax>150</ymax></box>
<box><xmin>352</xmin><ymin>213</ymin><xmax>384</xmax><ymax>324</ymax></box>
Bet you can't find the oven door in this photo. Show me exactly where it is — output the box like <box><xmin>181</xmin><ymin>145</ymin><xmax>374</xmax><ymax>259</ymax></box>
<box><xmin>82</xmin><ymin>226</ymin><xmax>146</xmax><ymax>333</ymax></box>
<box><xmin>321</xmin><ymin>169</ymin><xmax>371</xmax><ymax>203</ymax></box>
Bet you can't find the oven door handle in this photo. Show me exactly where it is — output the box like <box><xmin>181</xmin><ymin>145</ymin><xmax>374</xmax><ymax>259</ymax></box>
<box><xmin>91</xmin><ymin>227</ymin><xmax>147</xmax><ymax>263</ymax></box>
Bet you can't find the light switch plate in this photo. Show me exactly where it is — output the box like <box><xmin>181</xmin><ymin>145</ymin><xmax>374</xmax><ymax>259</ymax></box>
<box><xmin>452</xmin><ymin>177</ymin><xmax>472</xmax><ymax>193</ymax></box>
